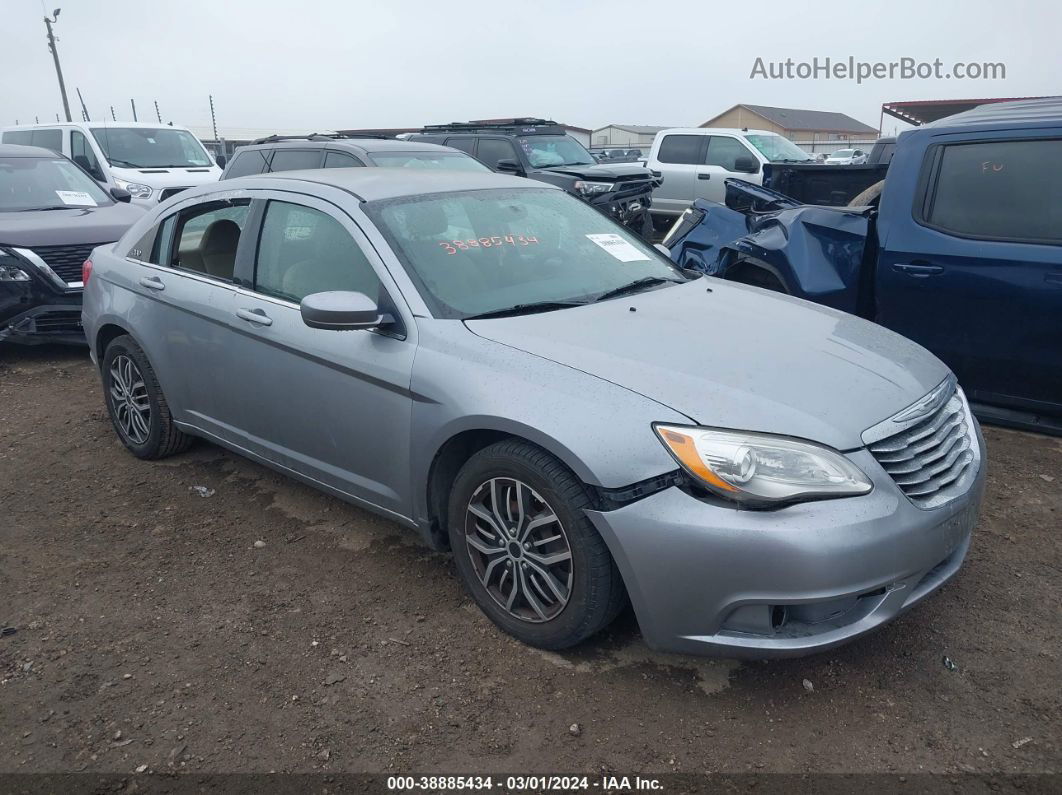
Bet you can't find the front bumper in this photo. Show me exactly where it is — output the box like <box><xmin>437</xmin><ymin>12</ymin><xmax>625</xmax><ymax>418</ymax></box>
<box><xmin>586</xmin><ymin>442</ymin><xmax>985</xmax><ymax>658</ymax></box>
<box><xmin>1</xmin><ymin>276</ymin><xmax>85</xmax><ymax>346</ymax></box>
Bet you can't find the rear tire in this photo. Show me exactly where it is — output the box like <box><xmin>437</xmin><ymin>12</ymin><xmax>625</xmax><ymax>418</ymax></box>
<box><xmin>102</xmin><ymin>335</ymin><xmax>192</xmax><ymax>460</ymax></box>
<box><xmin>447</xmin><ymin>440</ymin><xmax>626</xmax><ymax>650</ymax></box>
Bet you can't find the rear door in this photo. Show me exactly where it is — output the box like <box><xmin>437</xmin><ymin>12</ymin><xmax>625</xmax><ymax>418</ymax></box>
<box><xmin>219</xmin><ymin>192</ymin><xmax>418</xmax><ymax>517</ymax></box>
<box><xmin>694</xmin><ymin>135</ymin><xmax>759</xmax><ymax>203</ymax></box>
<box><xmin>650</xmin><ymin>133</ymin><xmax>707</xmax><ymax>216</ymax></box>
<box><xmin>877</xmin><ymin>133</ymin><xmax>1062</xmax><ymax>416</ymax></box>
<box><xmin>474</xmin><ymin>137</ymin><xmax>519</xmax><ymax>171</ymax></box>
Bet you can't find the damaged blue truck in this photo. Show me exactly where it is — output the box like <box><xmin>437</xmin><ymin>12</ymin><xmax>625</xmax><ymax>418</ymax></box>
<box><xmin>664</xmin><ymin>98</ymin><xmax>1062</xmax><ymax>435</ymax></box>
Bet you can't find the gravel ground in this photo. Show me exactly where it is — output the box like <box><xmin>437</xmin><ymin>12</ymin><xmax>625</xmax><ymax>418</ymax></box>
<box><xmin>0</xmin><ymin>344</ymin><xmax>1059</xmax><ymax>779</ymax></box>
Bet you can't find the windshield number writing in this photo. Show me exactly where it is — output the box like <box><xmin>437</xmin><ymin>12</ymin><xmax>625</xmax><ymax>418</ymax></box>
<box><xmin>438</xmin><ymin>236</ymin><xmax>539</xmax><ymax>255</ymax></box>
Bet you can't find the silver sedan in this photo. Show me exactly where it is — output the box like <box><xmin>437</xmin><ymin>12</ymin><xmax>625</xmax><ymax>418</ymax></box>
<box><xmin>81</xmin><ymin>169</ymin><xmax>984</xmax><ymax>657</ymax></box>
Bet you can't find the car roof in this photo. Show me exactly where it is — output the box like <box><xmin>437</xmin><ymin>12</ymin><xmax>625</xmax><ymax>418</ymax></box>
<box><xmin>2</xmin><ymin>121</ymin><xmax>195</xmax><ymax>132</ymax></box>
<box><xmin>226</xmin><ymin>167</ymin><xmax>550</xmax><ymax>202</ymax></box>
<box><xmin>0</xmin><ymin>143</ymin><xmax>59</xmax><ymax>158</ymax></box>
<box><xmin>240</xmin><ymin>138</ymin><xmax>461</xmax><ymax>156</ymax></box>
<box><xmin>656</xmin><ymin>127</ymin><xmax>778</xmax><ymax>137</ymax></box>
<box><xmin>924</xmin><ymin>97</ymin><xmax>1062</xmax><ymax>129</ymax></box>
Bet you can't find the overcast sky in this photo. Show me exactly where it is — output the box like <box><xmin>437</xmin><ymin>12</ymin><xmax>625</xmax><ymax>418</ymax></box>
<box><xmin>2</xmin><ymin>0</ymin><xmax>1056</xmax><ymax>135</ymax></box>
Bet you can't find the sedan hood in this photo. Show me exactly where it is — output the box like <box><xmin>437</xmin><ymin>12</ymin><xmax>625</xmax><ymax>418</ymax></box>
<box><xmin>0</xmin><ymin>203</ymin><xmax>145</xmax><ymax>247</ymax></box>
<box><xmin>466</xmin><ymin>279</ymin><xmax>949</xmax><ymax>450</ymax></box>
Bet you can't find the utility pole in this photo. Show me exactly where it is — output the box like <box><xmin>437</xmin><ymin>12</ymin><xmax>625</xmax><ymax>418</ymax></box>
<box><xmin>130</xmin><ymin>99</ymin><xmax>137</xmax><ymax>122</ymax></box>
<box><xmin>209</xmin><ymin>95</ymin><xmax>218</xmax><ymax>145</ymax></box>
<box><xmin>43</xmin><ymin>9</ymin><xmax>72</xmax><ymax>123</ymax></box>
<box><xmin>154</xmin><ymin>100</ymin><xmax>162</xmax><ymax>123</ymax></box>
<box><xmin>76</xmin><ymin>87</ymin><xmax>90</xmax><ymax>121</ymax></box>
<box><xmin>110</xmin><ymin>105</ymin><xmax>116</xmax><ymax>121</ymax></box>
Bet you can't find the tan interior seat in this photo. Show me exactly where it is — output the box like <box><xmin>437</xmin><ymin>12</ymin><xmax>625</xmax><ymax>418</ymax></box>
<box><xmin>199</xmin><ymin>219</ymin><xmax>242</xmax><ymax>280</ymax></box>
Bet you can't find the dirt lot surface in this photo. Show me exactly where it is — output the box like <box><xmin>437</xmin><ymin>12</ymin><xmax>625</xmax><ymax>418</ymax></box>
<box><xmin>1</xmin><ymin>345</ymin><xmax>1059</xmax><ymax>780</ymax></box>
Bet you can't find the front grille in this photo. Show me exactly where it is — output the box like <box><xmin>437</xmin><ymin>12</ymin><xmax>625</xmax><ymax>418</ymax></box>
<box><xmin>30</xmin><ymin>311</ymin><xmax>83</xmax><ymax>334</ymax></box>
<box><xmin>29</xmin><ymin>244</ymin><xmax>97</xmax><ymax>283</ymax></box>
<box><xmin>160</xmin><ymin>187</ymin><xmax>190</xmax><ymax>201</ymax></box>
<box><xmin>868</xmin><ymin>385</ymin><xmax>977</xmax><ymax>509</ymax></box>
<box><xmin>613</xmin><ymin>178</ymin><xmax>652</xmax><ymax>196</ymax></box>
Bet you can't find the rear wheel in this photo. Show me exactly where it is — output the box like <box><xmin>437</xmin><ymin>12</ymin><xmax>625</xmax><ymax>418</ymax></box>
<box><xmin>447</xmin><ymin>440</ymin><xmax>626</xmax><ymax>649</ymax></box>
<box><xmin>102</xmin><ymin>335</ymin><xmax>192</xmax><ymax>460</ymax></box>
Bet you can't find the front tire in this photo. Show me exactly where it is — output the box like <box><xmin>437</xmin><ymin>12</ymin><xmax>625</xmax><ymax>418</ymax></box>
<box><xmin>102</xmin><ymin>335</ymin><xmax>192</xmax><ymax>460</ymax></box>
<box><xmin>447</xmin><ymin>440</ymin><xmax>626</xmax><ymax>650</ymax></box>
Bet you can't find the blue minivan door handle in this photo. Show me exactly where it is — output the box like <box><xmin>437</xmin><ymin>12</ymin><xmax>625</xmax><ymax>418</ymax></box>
<box><xmin>892</xmin><ymin>262</ymin><xmax>944</xmax><ymax>277</ymax></box>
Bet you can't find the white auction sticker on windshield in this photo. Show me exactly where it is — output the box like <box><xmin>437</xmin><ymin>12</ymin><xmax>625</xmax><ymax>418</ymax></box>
<box><xmin>55</xmin><ymin>190</ymin><xmax>97</xmax><ymax>206</ymax></box>
<box><xmin>586</xmin><ymin>233</ymin><xmax>649</xmax><ymax>262</ymax></box>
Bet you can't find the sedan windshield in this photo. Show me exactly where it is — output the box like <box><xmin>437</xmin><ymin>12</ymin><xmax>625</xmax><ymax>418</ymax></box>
<box><xmin>745</xmin><ymin>134</ymin><xmax>814</xmax><ymax>162</ymax></box>
<box><xmin>0</xmin><ymin>156</ymin><xmax>111</xmax><ymax>211</ymax></box>
<box><xmin>368</xmin><ymin>152</ymin><xmax>490</xmax><ymax>172</ymax></box>
<box><xmin>830</xmin><ymin>149</ymin><xmax>855</xmax><ymax>158</ymax></box>
<box><xmin>91</xmin><ymin>127</ymin><xmax>212</xmax><ymax>168</ymax></box>
<box><xmin>370</xmin><ymin>188</ymin><xmax>684</xmax><ymax>319</ymax></box>
<box><xmin>517</xmin><ymin>136</ymin><xmax>596</xmax><ymax>168</ymax></box>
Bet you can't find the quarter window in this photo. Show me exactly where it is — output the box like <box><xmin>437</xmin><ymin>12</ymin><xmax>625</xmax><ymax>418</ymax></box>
<box><xmin>253</xmin><ymin>201</ymin><xmax>381</xmax><ymax>303</ymax></box>
<box><xmin>169</xmin><ymin>200</ymin><xmax>251</xmax><ymax>280</ymax></box>
<box><xmin>925</xmin><ymin>139</ymin><xmax>1062</xmax><ymax>243</ymax></box>
<box><xmin>657</xmin><ymin>134</ymin><xmax>704</xmax><ymax>165</ymax></box>
<box><xmin>268</xmin><ymin>149</ymin><xmax>322</xmax><ymax>172</ymax></box>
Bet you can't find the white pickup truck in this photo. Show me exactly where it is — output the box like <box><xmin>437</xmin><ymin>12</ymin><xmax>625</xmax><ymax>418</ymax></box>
<box><xmin>646</xmin><ymin>127</ymin><xmax>815</xmax><ymax>223</ymax></box>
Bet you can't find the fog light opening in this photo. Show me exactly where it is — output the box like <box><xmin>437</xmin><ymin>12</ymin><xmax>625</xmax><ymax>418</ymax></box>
<box><xmin>770</xmin><ymin>604</ymin><xmax>788</xmax><ymax>631</ymax></box>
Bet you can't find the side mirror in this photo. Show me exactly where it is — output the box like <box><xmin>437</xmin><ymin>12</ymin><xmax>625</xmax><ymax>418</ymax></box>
<box><xmin>215</xmin><ymin>154</ymin><xmax>227</xmax><ymax>169</ymax></box>
<box><xmin>495</xmin><ymin>158</ymin><xmax>522</xmax><ymax>175</ymax></box>
<box><xmin>732</xmin><ymin>156</ymin><xmax>759</xmax><ymax>174</ymax></box>
<box><xmin>109</xmin><ymin>186</ymin><xmax>132</xmax><ymax>203</ymax></box>
<box><xmin>300</xmin><ymin>291</ymin><xmax>390</xmax><ymax>330</ymax></box>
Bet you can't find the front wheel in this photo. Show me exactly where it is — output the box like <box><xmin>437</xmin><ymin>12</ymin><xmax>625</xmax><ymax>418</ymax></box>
<box><xmin>447</xmin><ymin>440</ymin><xmax>626</xmax><ymax>649</ymax></box>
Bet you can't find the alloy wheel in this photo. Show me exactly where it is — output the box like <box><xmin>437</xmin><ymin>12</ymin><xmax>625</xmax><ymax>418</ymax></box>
<box><xmin>464</xmin><ymin>477</ymin><xmax>573</xmax><ymax>623</ymax></box>
<box><xmin>108</xmin><ymin>354</ymin><xmax>151</xmax><ymax>445</ymax></box>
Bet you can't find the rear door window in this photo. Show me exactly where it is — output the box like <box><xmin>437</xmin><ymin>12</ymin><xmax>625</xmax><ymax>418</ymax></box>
<box><xmin>924</xmin><ymin>139</ymin><xmax>1062</xmax><ymax>243</ymax></box>
<box><xmin>268</xmin><ymin>149</ymin><xmax>323</xmax><ymax>172</ymax></box>
<box><xmin>474</xmin><ymin>138</ymin><xmax>518</xmax><ymax>170</ymax></box>
<box><xmin>324</xmin><ymin>151</ymin><xmax>365</xmax><ymax>168</ymax></box>
<box><xmin>167</xmin><ymin>200</ymin><xmax>252</xmax><ymax>281</ymax></box>
<box><xmin>224</xmin><ymin>150</ymin><xmax>269</xmax><ymax>178</ymax></box>
<box><xmin>444</xmin><ymin>137</ymin><xmax>476</xmax><ymax>155</ymax></box>
<box><xmin>657</xmin><ymin>134</ymin><xmax>705</xmax><ymax>165</ymax></box>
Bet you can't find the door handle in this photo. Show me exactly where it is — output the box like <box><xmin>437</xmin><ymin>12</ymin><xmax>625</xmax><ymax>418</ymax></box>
<box><xmin>138</xmin><ymin>275</ymin><xmax>165</xmax><ymax>291</ymax></box>
<box><xmin>697</xmin><ymin>173</ymin><xmax>711</xmax><ymax>180</ymax></box>
<box><xmin>236</xmin><ymin>307</ymin><xmax>273</xmax><ymax>326</ymax></box>
<box><xmin>1046</xmin><ymin>272</ymin><xmax>1062</xmax><ymax>287</ymax></box>
<box><xmin>891</xmin><ymin>262</ymin><xmax>944</xmax><ymax>277</ymax></box>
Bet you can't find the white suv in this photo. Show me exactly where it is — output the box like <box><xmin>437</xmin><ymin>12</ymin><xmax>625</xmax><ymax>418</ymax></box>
<box><xmin>1</xmin><ymin>121</ymin><xmax>222</xmax><ymax>208</ymax></box>
<box><xmin>646</xmin><ymin>127</ymin><xmax>814</xmax><ymax>220</ymax></box>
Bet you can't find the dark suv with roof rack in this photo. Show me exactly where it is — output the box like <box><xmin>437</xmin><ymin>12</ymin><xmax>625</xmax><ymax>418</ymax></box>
<box><xmin>220</xmin><ymin>134</ymin><xmax>490</xmax><ymax>180</ymax></box>
<box><xmin>409</xmin><ymin>119</ymin><xmax>658</xmax><ymax>238</ymax></box>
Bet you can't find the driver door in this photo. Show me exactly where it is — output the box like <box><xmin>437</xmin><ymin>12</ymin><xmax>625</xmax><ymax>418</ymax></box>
<box><xmin>221</xmin><ymin>193</ymin><xmax>418</xmax><ymax>519</ymax></box>
<box><xmin>694</xmin><ymin>136</ymin><xmax>758</xmax><ymax>203</ymax></box>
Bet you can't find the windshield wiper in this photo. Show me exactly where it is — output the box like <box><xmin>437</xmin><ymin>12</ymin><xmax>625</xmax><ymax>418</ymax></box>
<box><xmin>463</xmin><ymin>300</ymin><xmax>589</xmax><ymax>320</ymax></box>
<box><xmin>107</xmin><ymin>158</ymin><xmax>142</xmax><ymax>168</ymax></box>
<box><xmin>593</xmin><ymin>276</ymin><xmax>682</xmax><ymax>303</ymax></box>
<box><xmin>15</xmin><ymin>206</ymin><xmax>72</xmax><ymax>212</ymax></box>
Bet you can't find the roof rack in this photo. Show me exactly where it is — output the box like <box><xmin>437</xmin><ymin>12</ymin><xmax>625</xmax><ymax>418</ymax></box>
<box><xmin>249</xmin><ymin>132</ymin><xmax>392</xmax><ymax>145</ymax></box>
<box><xmin>418</xmin><ymin>118</ymin><xmax>566</xmax><ymax>135</ymax></box>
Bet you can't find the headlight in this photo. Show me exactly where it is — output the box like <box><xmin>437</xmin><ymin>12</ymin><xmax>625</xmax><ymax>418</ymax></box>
<box><xmin>654</xmin><ymin>424</ymin><xmax>872</xmax><ymax>507</ymax></box>
<box><xmin>572</xmin><ymin>180</ymin><xmax>614</xmax><ymax>197</ymax></box>
<box><xmin>113</xmin><ymin>178</ymin><xmax>153</xmax><ymax>199</ymax></box>
<box><xmin>0</xmin><ymin>250</ymin><xmax>30</xmax><ymax>282</ymax></box>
